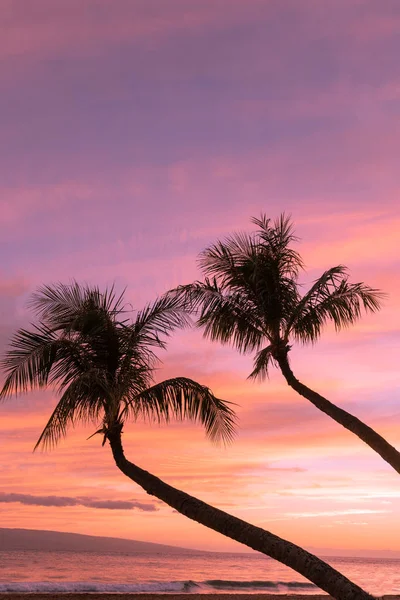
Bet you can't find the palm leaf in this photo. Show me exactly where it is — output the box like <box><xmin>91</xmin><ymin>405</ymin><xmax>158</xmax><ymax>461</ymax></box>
<box><xmin>28</xmin><ymin>282</ymin><xmax>126</xmax><ymax>328</ymax></box>
<box><xmin>172</xmin><ymin>279</ymin><xmax>265</xmax><ymax>352</ymax></box>
<box><xmin>198</xmin><ymin>232</ymin><xmax>257</xmax><ymax>289</ymax></box>
<box><xmin>289</xmin><ymin>268</ymin><xmax>385</xmax><ymax>343</ymax></box>
<box><xmin>0</xmin><ymin>325</ymin><xmax>64</xmax><ymax>398</ymax></box>
<box><xmin>34</xmin><ymin>369</ymin><xmax>110</xmax><ymax>450</ymax></box>
<box><xmin>123</xmin><ymin>377</ymin><xmax>237</xmax><ymax>444</ymax></box>
<box><xmin>0</xmin><ymin>323</ymin><xmax>103</xmax><ymax>400</ymax></box>
<box><xmin>251</xmin><ymin>213</ymin><xmax>304</xmax><ymax>278</ymax></box>
<box><xmin>285</xmin><ymin>266</ymin><xmax>347</xmax><ymax>339</ymax></box>
<box><xmin>248</xmin><ymin>345</ymin><xmax>275</xmax><ymax>381</ymax></box>
<box><xmin>131</xmin><ymin>295</ymin><xmax>191</xmax><ymax>351</ymax></box>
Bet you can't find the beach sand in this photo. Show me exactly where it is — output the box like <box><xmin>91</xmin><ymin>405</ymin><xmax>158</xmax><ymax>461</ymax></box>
<box><xmin>0</xmin><ymin>596</ymin><xmax>339</xmax><ymax>600</ymax></box>
<box><xmin>0</xmin><ymin>595</ymin><xmax>399</xmax><ymax>600</ymax></box>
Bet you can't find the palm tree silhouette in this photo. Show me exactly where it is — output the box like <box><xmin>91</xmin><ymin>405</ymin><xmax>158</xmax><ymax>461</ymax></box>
<box><xmin>0</xmin><ymin>282</ymin><xmax>372</xmax><ymax>600</ymax></box>
<box><xmin>171</xmin><ymin>214</ymin><xmax>400</xmax><ymax>474</ymax></box>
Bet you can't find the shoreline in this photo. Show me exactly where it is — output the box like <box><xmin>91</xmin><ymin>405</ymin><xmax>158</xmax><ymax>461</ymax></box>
<box><xmin>0</xmin><ymin>595</ymin><xmax>399</xmax><ymax>600</ymax></box>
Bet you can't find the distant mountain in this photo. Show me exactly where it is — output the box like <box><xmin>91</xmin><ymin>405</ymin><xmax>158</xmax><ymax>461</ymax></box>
<box><xmin>0</xmin><ymin>528</ymin><xmax>207</xmax><ymax>555</ymax></box>
<box><xmin>1</xmin><ymin>528</ymin><xmax>398</xmax><ymax>559</ymax></box>
<box><xmin>308</xmin><ymin>546</ymin><xmax>400</xmax><ymax>559</ymax></box>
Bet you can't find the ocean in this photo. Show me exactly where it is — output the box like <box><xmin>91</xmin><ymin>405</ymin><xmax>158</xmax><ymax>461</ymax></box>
<box><xmin>0</xmin><ymin>550</ymin><xmax>399</xmax><ymax>596</ymax></box>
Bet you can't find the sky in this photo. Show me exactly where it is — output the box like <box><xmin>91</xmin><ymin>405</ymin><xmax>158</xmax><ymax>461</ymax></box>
<box><xmin>0</xmin><ymin>0</ymin><xmax>400</xmax><ymax>556</ymax></box>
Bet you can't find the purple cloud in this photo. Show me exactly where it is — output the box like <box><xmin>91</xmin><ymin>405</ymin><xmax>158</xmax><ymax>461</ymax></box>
<box><xmin>0</xmin><ymin>493</ymin><xmax>157</xmax><ymax>512</ymax></box>
<box><xmin>82</xmin><ymin>499</ymin><xmax>157</xmax><ymax>512</ymax></box>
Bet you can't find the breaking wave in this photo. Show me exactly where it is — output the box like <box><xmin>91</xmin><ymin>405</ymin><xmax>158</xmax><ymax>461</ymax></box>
<box><xmin>0</xmin><ymin>579</ymin><xmax>318</xmax><ymax>593</ymax></box>
<box><xmin>204</xmin><ymin>579</ymin><xmax>317</xmax><ymax>590</ymax></box>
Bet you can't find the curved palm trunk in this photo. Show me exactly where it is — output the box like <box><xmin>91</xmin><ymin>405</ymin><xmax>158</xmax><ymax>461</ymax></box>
<box><xmin>277</xmin><ymin>353</ymin><xmax>400</xmax><ymax>475</ymax></box>
<box><xmin>107</xmin><ymin>427</ymin><xmax>373</xmax><ymax>600</ymax></box>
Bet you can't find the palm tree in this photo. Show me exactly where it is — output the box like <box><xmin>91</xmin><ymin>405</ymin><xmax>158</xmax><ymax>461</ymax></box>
<box><xmin>171</xmin><ymin>214</ymin><xmax>400</xmax><ymax>474</ymax></box>
<box><xmin>0</xmin><ymin>282</ymin><xmax>372</xmax><ymax>600</ymax></box>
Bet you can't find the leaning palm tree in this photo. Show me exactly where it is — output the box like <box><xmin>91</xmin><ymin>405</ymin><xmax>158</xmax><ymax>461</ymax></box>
<box><xmin>171</xmin><ymin>214</ymin><xmax>400</xmax><ymax>474</ymax></box>
<box><xmin>0</xmin><ymin>282</ymin><xmax>372</xmax><ymax>600</ymax></box>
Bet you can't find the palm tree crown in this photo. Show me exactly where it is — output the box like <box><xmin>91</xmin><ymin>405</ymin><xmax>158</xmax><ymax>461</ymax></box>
<box><xmin>174</xmin><ymin>214</ymin><xmax>383</xmax><ymax>378</ymax></box>
<box><xmin>0</xmin><ymin>282</ymin><xmax>237</xmax><ymax>449</ymax></box>
<box><xmin>168</xmin><ymin>214</ymin><xmax>400</xmax><ymax>476</ymax></box>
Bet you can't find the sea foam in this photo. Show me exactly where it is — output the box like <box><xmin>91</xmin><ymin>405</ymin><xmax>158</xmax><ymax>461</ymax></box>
<box><xmin>0</xmin><ymin>579</ymin><xmax>317</xmax><ymax>593</ymax></box>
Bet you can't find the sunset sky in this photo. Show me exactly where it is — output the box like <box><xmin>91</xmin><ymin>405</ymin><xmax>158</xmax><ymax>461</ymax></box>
<box><xmin>1</xmin><ymin>0</ymin><xmax>400</xmax><ymax>556</ymax></box>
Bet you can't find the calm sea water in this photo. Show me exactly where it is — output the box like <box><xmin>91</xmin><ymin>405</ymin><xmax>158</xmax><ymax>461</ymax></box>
<box><xmin>0</xmin><ymin>550</ymin><xmax>399</xmax><ymax>596</ymax></box>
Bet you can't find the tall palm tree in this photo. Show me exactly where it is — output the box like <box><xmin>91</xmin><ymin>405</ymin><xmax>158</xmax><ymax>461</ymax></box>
<box><xmin>0</xmin><ymin>282</ymin><xmax>372</xmax><ymax>600</ymax></box>
<box><xmin>171</xmin><ymin>214</ymin><xmax>400</xmax><ymax>474</ymax></box>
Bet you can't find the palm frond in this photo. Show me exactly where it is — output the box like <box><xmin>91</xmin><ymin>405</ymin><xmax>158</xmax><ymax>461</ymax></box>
<box><xmin>130</xmin><ymin>294</ymin><xmax>192</xmax><ymax>352</ymax></box>
<box><xmin>34</xmin><ymin>369</ymin><xmax>110</xmax><ymax>450</ymax></box>
<box><xmin>0</xmin><ymin>323</ymin><xmax>101</xmax><ymax>400</ymax></box>
<box><xmin>28</xmin><ymin>282</ymin><xmax>128</xmax><ymax>339</ymax></box>
<box><xmin>198</xmin><ymin>232</ymin><xmax>257</xmax><ymax>289</ymax></box>
<box><xmin>29</xmin><ymin>282</ymin><xmax>125</xmax><ymax>323</ymax></box>
<box><xmin>198</xmin><ymin>291</ymin><xmax>265</xmax><ymax>353</ymax></box>
<box><xmin>0</xmin><ymin>325</ymin><xmax>61</xmax><ymax>398</ymax></box>
<box><xmin>173</xmin><ymin>279</ymin><xmax>265</xmax><ymax>352</ymax></box>
<box><xmin>290</xmin><ymin>267</ymin><xmax>385</xmax><ymax>343</ymax></box>
<box><xmin>285</xmin><ymin>266</ymin><xmax>346</xmax><ymax>338</ymax></box>
<box><xmin>248</xmin><ymin>345</ymin><xmax>275</xmax><ymax>381</ymax></box>
<box><xmin>116</xmin><ymin>363</ymin><xmax>154</xmax><ymax>414</ymax></box>
<box><xmin>28</xmin><ymin>281</ymin><xmax>87</xmax><ymax>322</ymax></box>
<box><xmin>252</xmin><ymin>213</ymin><xmax>304</xmax><ymax>278</ymax></box>
<box><xmin>123</xmin><ymin>377</ymin><xmax>238</xmax><ymax>444</ymax></box>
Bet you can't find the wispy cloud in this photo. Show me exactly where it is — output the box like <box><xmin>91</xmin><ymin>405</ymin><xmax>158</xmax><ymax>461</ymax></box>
<box><xmin>0</xmin><ymin>493</ymin><xmax>158</xmax><ymax>512</ymax></box>
<box><xmin>286</xmin><ymin>509</ymin><xmax>390</xmax><ymax>519</ymax></box>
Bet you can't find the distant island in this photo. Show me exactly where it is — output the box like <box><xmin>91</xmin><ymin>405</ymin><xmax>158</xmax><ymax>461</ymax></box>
<box><xmin>1</xmin><ymin>528</ymin><xmax>399</xmax><ymax>559</ymax></box>
<box><xmin>0</xmin><ymin>528</ymin><xmax>208</xmax><ymax>555</ymax></box>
